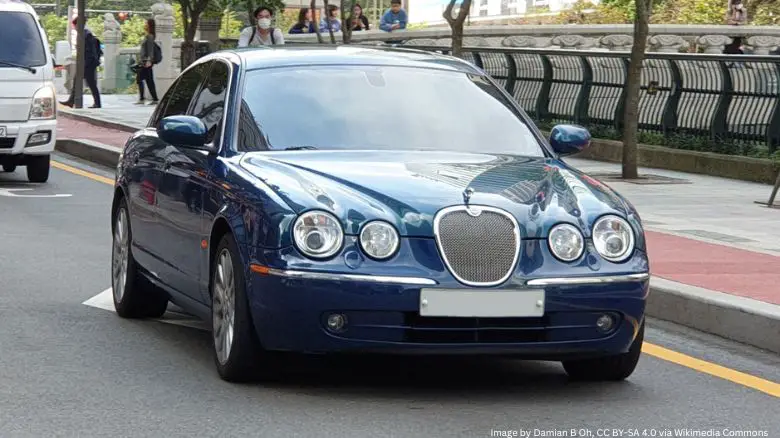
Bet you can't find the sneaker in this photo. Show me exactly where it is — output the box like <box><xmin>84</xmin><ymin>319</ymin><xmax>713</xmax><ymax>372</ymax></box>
<box><xmin>59</xmin><ymin>100</ymin><xmax>73</xmax><ymax>108</ymax></box>
<box><xmin>147</xmin><ymin>100</ymin><xmax>159</xmax><ymax>106</ymax></box>
<box><xmin>134</xmin><ymin>99</ymin><xmax>145</xmax><ymax>105</ymax></box>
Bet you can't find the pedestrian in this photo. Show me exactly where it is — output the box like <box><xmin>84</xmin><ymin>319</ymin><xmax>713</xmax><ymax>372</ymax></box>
<box><xmin>135</xmin><ymin>18</ymin><xmax>160</xmax><ymax>105</ymax></box>
<box><xmin>319</xmin><ymin>4</ymin><xmax>342</xmax><ymax>33</ymax></box>
<box><xmin>288</xmin><ymin>8</ymin><xmax>316</xmax><ymax>34</ymax></box>
<box><xmin>59</xmin><ymin>15</ymin><xmax>102</xmax><ymax>108</ymax></box>
<box><xmin>379</xmin><ymin>0</ymin><xmax>407</xmax><ymax>32</ymax></box>
<box><xmin>238</xmin><ymin>7</ymin><xmax>285</xmax><ymax>47</ymax></box>
<box><xmin>350</xmin><ymin>3</ymin><xmax>370</xmax><ymax>31</ymax></box>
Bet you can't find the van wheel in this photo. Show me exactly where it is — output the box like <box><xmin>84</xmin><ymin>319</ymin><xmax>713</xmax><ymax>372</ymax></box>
<box><xmin>27</xmin><ymin>155</ymin><xmax>50</xmax><ymax>183</ymax></box>
<box><xmin>3</xmin><ymin>164</ymin><xmax>16</xmax><ymax>172</ymax></box>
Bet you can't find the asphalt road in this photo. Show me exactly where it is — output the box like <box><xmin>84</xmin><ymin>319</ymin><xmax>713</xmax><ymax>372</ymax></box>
<box><xmin>0</xmin><ymin>153</ymin><xmax>778</xmax><ymax>438</ymax></box>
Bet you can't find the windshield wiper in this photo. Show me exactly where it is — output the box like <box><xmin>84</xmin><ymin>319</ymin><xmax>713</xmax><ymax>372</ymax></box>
<box><xmin>0</xmin><ymin>61</ymin><xmax>36</xmax><ymax>74</ymax></box>
<box><xmin>284</xmin><ymin>146</ymin><xmax>318</xmax><ymax>150</ymax></box>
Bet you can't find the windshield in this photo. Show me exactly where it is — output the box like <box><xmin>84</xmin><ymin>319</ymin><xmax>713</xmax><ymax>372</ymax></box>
<box><xmin>240</xmin><ymin>65</ymin><xmax>545</xmax><ymax>156</ymax></box>
<box><xmin>0</xmin><ymin>11</ymin><xmax>47</xmax><ymax>67</ymax></box>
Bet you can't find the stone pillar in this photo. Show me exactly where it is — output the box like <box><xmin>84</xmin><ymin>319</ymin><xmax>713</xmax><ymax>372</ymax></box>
<box><xmin>648</xmin><ymin>35</ymin><xmax>689</xmax><ymax>53</ymax></box>
<box><xmin>196</xmin><ymin>17</ymin><xmax>222</xmax><ymax>53</ymax></box>
<box><xmin>696</xmin><ymin>35</ymin><xmax>732</xmax><ymax>54</ymax></box>
<box><xmin>745</xmin><ymin>36</ymin><xmax>780</xmax><ymax>55</ymax></box>
<box><xmin>151</xmin><ymin>2</ymin><xmax>176</xmax><ymax>97</ymax></box>
<box><xmin>600</xmin><ymin>34</ymin><xmax>633</xmax><ymax>52</ymax></box>
<box><xmin>101</xmin><ymin>13</ymin><xmax>123</xmax><ymax>93</ymax></box>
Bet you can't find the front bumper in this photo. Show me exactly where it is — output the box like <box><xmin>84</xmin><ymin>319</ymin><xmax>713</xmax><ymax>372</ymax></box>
<box><xmin>246</xmin><ymin>254</ymin><xmax>649</xmax><ymax>359</ymax></box>
<box><xmin>0</xmin><ymin>119</ymin><xmax>57</xmax><ymax>155</ymax></box>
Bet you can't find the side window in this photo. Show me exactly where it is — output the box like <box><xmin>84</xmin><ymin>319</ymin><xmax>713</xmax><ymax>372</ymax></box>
<box><xmin>190</xmin><ymin>61</ymin><xmax>229</xmax><ymax>145</ymax></box>
<box><xmin>160</xmin><ymin>62</ymin><xmax>210</xmax><ymax>119</ymax></box>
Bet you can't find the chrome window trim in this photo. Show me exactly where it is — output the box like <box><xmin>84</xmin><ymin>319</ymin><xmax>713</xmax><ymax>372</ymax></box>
<box><xmin>263</xmin><ymin>268</ymin><xmax>438</xmax><ymax>286</ymax></box>
<box><xmin>525</xmin><ymin>272</ymin><xmax>650</xmax><ymax>286</ymax></box>
<box><xmin>432</xmin><ymin>204</ymin><xmax>521</xmax><ymax>287</ymax></box>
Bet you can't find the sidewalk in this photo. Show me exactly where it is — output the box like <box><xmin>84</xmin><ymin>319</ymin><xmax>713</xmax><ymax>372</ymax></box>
<box><xmin>54</xmin><ymin>97</ymin><xmax>780</xmax><ymax>354</ymax></box>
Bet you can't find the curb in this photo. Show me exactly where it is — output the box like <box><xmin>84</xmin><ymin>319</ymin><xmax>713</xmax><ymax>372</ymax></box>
<box><xmin>647</xmin><ymin>277</ymin><xmax>780</xmax><ymax>355</ymax></box>
<box><xmin>57</xmin><ymin>109</ymin><xmax>141</xmax><ymax>133</ymax></box>
<box><xmin>54</xmin><ymin>139</ymin><xmax>780</xmax><ymax>355</ymax></box>
<box><xmin>55</xmin><ymin>139</ymin><xmax>121</xmax><ymax>169</ymax></box>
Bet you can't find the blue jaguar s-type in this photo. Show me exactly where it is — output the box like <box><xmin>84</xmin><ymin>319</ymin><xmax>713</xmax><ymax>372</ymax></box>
<box><xmin>111</xmin><ymin>46</ymin><xmax>650</xmax><ymax>383</ymax></box>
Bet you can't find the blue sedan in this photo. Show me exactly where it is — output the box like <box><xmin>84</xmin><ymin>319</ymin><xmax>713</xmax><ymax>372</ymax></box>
<box><xmin>110</xmin><ymin>46</ymin><xmax>650</xmax><ymax>383</ymax></box>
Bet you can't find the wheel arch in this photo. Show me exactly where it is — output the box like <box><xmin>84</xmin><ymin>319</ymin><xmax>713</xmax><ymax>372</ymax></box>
<box><xmin>111</xmin><ymin>185</ymin><xmax>127</xmax><ymax>233</ymax></box>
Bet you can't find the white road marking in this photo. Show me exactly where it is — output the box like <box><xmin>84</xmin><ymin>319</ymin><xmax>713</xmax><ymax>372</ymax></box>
<box><xmin>83</xmin><ymin>288</ymin><xmax>209</xmax><ymax>331</ymax></box>
<box><xmin>0</xmin><ymin>188</ymin><xmax>72</xmax><ymax>198</ymax></box>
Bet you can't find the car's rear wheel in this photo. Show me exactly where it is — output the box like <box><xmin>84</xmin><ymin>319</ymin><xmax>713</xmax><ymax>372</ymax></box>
<box><xmin>27</xmin><ymin>155</ymin><xmax>50</xmax><ymax>183</ymax></box>
<box><xmin>3</xmin><ymin>164</ymin><xmax>16</xmax><ymax>172</ymax></box>
<box><xmin>562</xmin><ymin>320</ymin><xmax>644</xmax><ymax>381</ymax></box>
<box><xmin>111</xmin><ymin>198</ymin><xmax>169</xmax><ymax>318</ymax></box>
<box><xmin>211</xmin><ymin>233</ymin><xmax>267</xmax><ymax>382</ymax></box>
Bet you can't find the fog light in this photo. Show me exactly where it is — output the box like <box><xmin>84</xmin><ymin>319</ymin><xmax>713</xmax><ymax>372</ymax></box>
<box><xmin>26</xmin><ymin>132</ymin><xmax>51</xmax><ymax>147</ymax></box>
<box><xmin>596</xmin><ymin>314</ymin><xmax>614</xmax><ymax>332</ymax></box>
<box><xmin>326</xmin><ymin>313</ymin><xmax>347</xmax><ymax>332</ymax></box>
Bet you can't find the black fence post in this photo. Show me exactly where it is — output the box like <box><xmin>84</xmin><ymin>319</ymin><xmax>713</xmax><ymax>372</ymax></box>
<box><xmin>662</xmin><ymin>59</ymin><xmax>683</xmax><ymax>138</ymax></box>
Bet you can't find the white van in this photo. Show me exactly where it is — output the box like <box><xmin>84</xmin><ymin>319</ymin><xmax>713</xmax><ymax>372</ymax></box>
<box><xmin>0</xmin><ymin>0</ymin><xmax>56</xmax><ymax>183</ymax></box>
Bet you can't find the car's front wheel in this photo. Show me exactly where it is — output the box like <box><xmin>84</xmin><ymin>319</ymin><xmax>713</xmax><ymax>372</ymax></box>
<box><xmin>211</xmin><ymin>233</ymin><xmax>267</xmax><ymax>382</ymax></box>
<box><xmin>3</xmin><ymin>164</ymin><xmax>16</xmax><ymax>172</ymax></box>
<box><xmin>561</xmin><ymin>320</ymin><xmax>644</xmax><ymax>381</ymax></box>
<box><xmin>111</xmin><ymin>198</ymin><xmax>169</xmax><ymax>318</ymax></box>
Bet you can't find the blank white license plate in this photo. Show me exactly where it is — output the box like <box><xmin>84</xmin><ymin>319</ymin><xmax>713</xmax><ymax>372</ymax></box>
<box><xmin>0</xmin><ymin>127</ymin><xmax>6</xmax><ymax>137</ymax></box>
<box><xmin>419</xmin><ymin>288</ymin><xmax>545</xmax><ymax>317</ymax></box>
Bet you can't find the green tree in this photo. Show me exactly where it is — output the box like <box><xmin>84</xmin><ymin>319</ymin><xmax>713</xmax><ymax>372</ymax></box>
<box><xmin>622</xmin><ymin>0</ymin><xmax>653</xmax><ymax>179</ymax></box>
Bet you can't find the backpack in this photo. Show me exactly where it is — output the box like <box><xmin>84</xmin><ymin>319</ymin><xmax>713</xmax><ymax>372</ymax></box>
<box><xmin>249</xmin><ymin>27</ymin><xmax>276</xmax><ymax>45</ymax></box>
<box><xmin>85</xmin><ymin>31</ymin><xmax>102</xmax><ymax>66</ymax></box>
<box><xmin>152</xmin><ymin>41</ymin><xmax>163</xmax><ymax>64</ymax></box>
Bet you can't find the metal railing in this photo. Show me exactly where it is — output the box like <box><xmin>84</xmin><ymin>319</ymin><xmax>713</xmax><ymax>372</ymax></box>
<box><xmin>407</xmin><ymin>45</ymin><xmax>780</xmax><ymax>158</ymax></box>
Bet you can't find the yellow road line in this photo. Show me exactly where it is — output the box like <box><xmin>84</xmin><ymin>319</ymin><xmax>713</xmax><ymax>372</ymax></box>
<box><xmin>52</xmin><ymin>160</ymin><xmax>114</xmax><ymax>185</ymax></box>
<box><xmin>643</xmin><ymin>342</ymin><xmax>780</xmax><ymax>398</ymax></box>
<box><xmin>52</xmin><ymin>158</ymin><xmax>780</xmax><ymax>399</ymax></box>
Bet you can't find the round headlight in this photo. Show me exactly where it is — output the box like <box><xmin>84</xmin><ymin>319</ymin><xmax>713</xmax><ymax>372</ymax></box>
<box><xmin>592</xmin><ymin>215</ymin><xmax>635</xmax><ymax>262</ymax></box>
<box><xmin>293</xmin><ymin>210</ymin><xmax>344</xmax><ymax>259</ymax></box>
<box><xmin>359</xmin><ymin>221</ymin><xmax>399</xmax><ymax>260</ymax></box>
<box><xmin>548</xmin><ymin>223</ymin><xmax>585</xmax><ymax>262</ymax></box>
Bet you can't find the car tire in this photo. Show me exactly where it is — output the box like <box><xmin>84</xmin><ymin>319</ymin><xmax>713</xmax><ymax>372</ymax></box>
<box><xmin>111</xmin><ymin>198</ymin><xmax>169</xmax><ymax>319</ymax></box>
<box><xmin>211</xmin><ymin>233</ymin><xmax>267</xmax><ymax>383</ymax></box>
<box><xmin>561</xmin><ymin>320</ymin><xmax>644</xmax><ymax>381</ymax></box>
<box><xmin>3</xmin><ymin>164</ymin><xmax>16</xmax><ymax>172</ymax></box>
<box><xmin>27</xmin><ymin>155</ymin><xmax>50</xmax><ymax>183</ymax></box>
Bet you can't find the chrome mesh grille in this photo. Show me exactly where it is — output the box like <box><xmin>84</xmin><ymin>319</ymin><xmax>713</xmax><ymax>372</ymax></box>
<box><xmin>434</xmin><ymin>207</ymin><xmax>519</xmax><ymax>285</ymax></box>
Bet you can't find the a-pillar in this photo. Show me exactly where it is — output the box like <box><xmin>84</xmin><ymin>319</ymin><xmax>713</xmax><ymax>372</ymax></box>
<box><xmin>151</xmin><ymin>2</ymin><xmax>176</xmax><ymax>97</ymax></box>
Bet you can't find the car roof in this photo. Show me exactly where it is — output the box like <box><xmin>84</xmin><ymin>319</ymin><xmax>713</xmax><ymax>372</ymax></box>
<box><xmin>220</xmin><ymin>45</ymin><xmax>484</xmax><ymax>75</ymax></box>
<box><xmin>0</xmin><ymin>0</ymin><xmax>37</xmax><ymax>14</ymax></box>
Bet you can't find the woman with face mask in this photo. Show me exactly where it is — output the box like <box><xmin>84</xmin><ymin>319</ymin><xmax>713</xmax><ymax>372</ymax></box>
<box><xmin>238</xmin><ymin>7</ymin><xmax>285</xmax><ymax>47</ymax></box>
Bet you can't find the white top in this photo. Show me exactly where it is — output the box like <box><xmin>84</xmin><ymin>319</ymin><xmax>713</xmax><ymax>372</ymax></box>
<box><xmin>238</xmin><ymin>26</ymin><xmax>285</xmax><ymax>47</ymax></box>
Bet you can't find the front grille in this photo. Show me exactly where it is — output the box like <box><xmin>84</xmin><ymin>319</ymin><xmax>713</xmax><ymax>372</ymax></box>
<box><xmin>0</xmin><ymin>138</ymin><xmax>15</xmax><ymax>149</ymax></box>
<box><xmin>434</xmin><ymin>206</ymin><xmax>519</xmax><ymax>286</ymax></box>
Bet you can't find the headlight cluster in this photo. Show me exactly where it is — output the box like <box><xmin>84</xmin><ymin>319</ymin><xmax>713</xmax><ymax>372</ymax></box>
<box><xmin>29</xmin><ymin>85</ymin><xmax>56</xmax><ymax>120</ymax></box>
<box><xmin>292</xmin><ymin>211</ymin><xmax>399</xmax><ymax>260</ymax></box>
<box><xmin>548</xmin><ymin>215</ymin><xmax>635</xmax><ymax>263</ymax></box>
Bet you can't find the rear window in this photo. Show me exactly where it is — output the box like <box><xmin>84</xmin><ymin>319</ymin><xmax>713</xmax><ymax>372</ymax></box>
<box><xmin>0</xmin><ymin>11</ymin><xmax>47</xmax><ymax>67</ymax></box>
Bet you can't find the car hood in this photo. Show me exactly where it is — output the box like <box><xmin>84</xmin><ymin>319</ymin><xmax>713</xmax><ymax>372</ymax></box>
<box><xmin>239</xmin><ymin>150</ymin><xmax>630</xmax><ymax>239</ymax></box>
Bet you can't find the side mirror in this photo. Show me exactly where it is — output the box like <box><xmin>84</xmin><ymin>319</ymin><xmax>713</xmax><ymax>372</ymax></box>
<box><xmin>549</xmin><ymin>124</ymin><xmax>591</xmax><ymax>157</ymax></box>
<box><xmin>157</xmin><ymin>115</ymin><xmax>209</xmax><ymax>150</ymax></box>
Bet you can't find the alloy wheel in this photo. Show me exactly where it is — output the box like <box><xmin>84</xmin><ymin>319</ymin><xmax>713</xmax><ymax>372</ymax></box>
<box><xmin>112</xmin><ymin>208</ymin><xmax>129</xmax><ymax>303</ymax></box>
<box><xmin>213</xmin><ymin>249</ymin><xmax>236</xmax><ymax>365</ymax></box>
